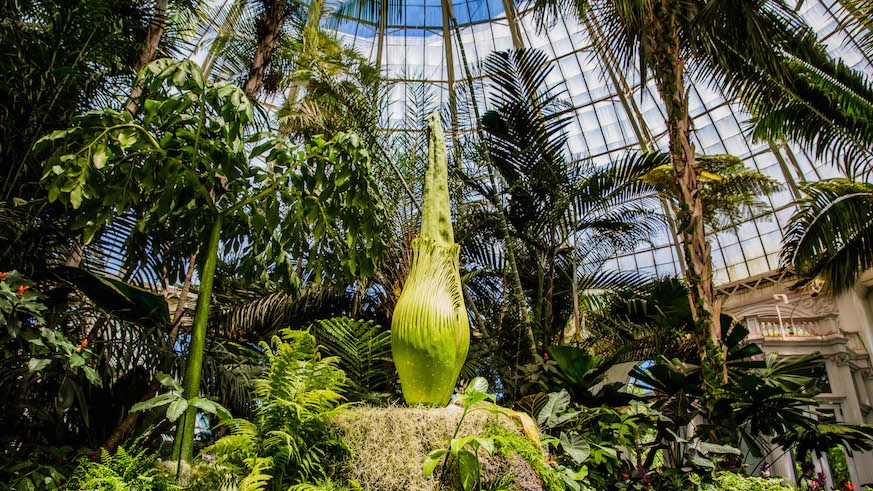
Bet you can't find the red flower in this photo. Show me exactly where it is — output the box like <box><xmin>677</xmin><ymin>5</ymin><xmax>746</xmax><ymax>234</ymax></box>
<box><xmin>543</xmin><ymin>353</ymin><xmax>549</xmax><ymax>360</ymax></box>
<box><xmin>16</xmin><ymin>285</ymin><xmax>29</xmax><ymax>298</ymax></box>
<box><xmin>76</xmin><ymin>339</ymin><xmax>88</xmax><ymax>353</ymax></box>
<box><xmin>0</xmin><ymin>272</ymin><xmax>7</xmax><ymax>281</ymax></box>
<box><xmin>89</xmin><ymin>454</ymin><xmax>97</xmax><ymax>461</ymax></box>
<box><xmin>622</xmin><ymin>473</ymin><xmax>629</xmax><ymax>479</ymax></box>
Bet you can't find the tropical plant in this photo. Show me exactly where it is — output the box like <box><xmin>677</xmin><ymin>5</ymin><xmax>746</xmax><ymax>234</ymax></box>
<box><xmin>392</xmin><ymin>111</ymin><xmax>470</xmax><ymax>406</ymax></box>
<box><xmin>422</xmin><ymin>377</ymin><xmax>499</xmax><ymax>491</ymax></box>
<box><xmin>544</xmin><ymin>345</ymin><xmax>633</xmax><ymax>407</ymax></box>
<box><xmin>130</xmin><ymin>372</ymin><xmax>231</xmax><ymax>435</ymax></box>
<box><xmin>38</xmin><ymin>58</ymin><xmax>388</xmax><ymax>460</ymax></box>
<box><xmin>781</xmin><ymin>179</ymin><xmax>873</xmax><ymax>293</ymax></box>
<box><xmin>839</xmin><ymin>0</ymin><xmax>873</xmax><ymax>59</ymax></box>
<box><xmin>524</xmin><ymin>0</ymin><xmax>847</xmax><ymax>367</ymax></box>
<box><xmin>63</xmin><ymin>435</ymin><xmax>180</xmax><ymax>490</ymax></box>
<box><xmin>460</xmin><ymin>48</ymin><xmax>662</xmax><ymax>380</ymax></box>
<box><xmin>309</xmin><ymin>317</ymin><xmax>393</xmax><ymax>403</ymax></box>
<box><xmin>638</xmin><ymin>153</ymin><xmax>781</xmax><ymax>233</ymax></box>
<box><xmin>0</xmin><ymin>0</ymin><xmax>149</xmax><ymax>201</ymax></box>
<box><xmin>205</xmin><ymin>329</ymin><xmax>348</xmax><ymax>490</ymax></box>
<box><xmin>725</xmin><ymin>29</ymin><xmax>873</xmax><ymax>181</ymax></box>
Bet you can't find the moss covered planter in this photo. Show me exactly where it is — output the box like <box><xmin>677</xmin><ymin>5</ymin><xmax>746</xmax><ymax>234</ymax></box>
<box><xmin>328</xmin><ymin>405</ymin><xmax>551</xmax><ymax>491</ymax></box>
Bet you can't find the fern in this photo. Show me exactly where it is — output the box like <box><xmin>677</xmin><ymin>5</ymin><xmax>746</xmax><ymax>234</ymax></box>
<box><xmin>63</xmin><ymin>436</ymin><xmax>180</xmax><ymax>490</ymax></box>
<box><xmin>310</xmin><ymin>317</ymin><xmax>392</xmax><ymax>403</ymax></box>
<box><xmin>205</xmin><ymin>330</ymin><xmax>349</xmax><ymax>490</ymax></box>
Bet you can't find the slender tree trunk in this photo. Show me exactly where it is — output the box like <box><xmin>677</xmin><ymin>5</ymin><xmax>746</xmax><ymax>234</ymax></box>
<box><xmin>646</xmin><ymin>2</ymin><xmax>723</xmax><ymax>372</ymax></box>
<box><xmin>243</xmin><ymin>0</ymin><xmax>287</xmax><ymax>101</ymax></box>
<box><xmin>172</xmin><ymin>215</ymin><xmax>223</xmax><ymax>462</ymax></box>
<box><xmin>126</xmin><ymin>0</ymin><xmax>170</xmax><ymax>114</ymax></box>
<box><xmin>543</xmin><ymin>245</ymin><xmax>556</xmax><ymax>344</ymax></box>
<box><xmin>496</xmin><ymin>208</ymin><xmax>538</xmax><ymax>360</ymax></box>
<box><xmin>102</xmin><ymin>252</ymin><xmax>198</xmax><ymax>451</ymax></box>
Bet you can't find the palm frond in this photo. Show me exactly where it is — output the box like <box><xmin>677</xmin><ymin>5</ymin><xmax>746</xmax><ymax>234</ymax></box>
<box><xmin>781</xmin><ymin>179</ymin><xmax>873</xmax><ymax>293</ymax></box>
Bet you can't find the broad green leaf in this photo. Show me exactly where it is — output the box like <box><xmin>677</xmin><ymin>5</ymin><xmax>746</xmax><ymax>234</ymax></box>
<box><xmin>697</xmin><ymin>441</ymin><xmax>740</xmax><ymax>455</ymax></box>
<box><xmin>166</xmin><ymin>398</ymin><xmax>189</xmax><ymax>422</ymax></box>
<box><xmin>560</xmin><ymin>432</ymin><xmax>590</xmax><ymax>464</ymax></box>
<box><xmin>27</xmin><ymin>358</ymin><xmax>51</xmax><ymax>372</ymax></box>
<box><xmin>537</xmin><ymin>390</ymin><xmax>575</xmax><ymax>428</ymax></box>
<box><xmin>423</xmin><ymin>448</ymin><xmax>448</xmax><ymax>477</ymax></box>
<box><xmin>130</xmin><ymin>392</ymin><xmax>178</xmax><ymax>413</ymax></box>
<box><xmin>190</xmin><ymin>397</ymin><xmax>232</xmax><ymax>420</ymax></box>
<box><xmin>155</xmin><ymin>372</ymin><xmax>182</xmax><ymax>392</ymax></box>
<box><xmin>55</xmin><ymin>266</ymin><xmax>170</xmax><ymax>328</ymax></box>
<box><xmin>92</xmin><ymin>145</ymin><xmax>107</xmax><ymax>169</ymax></box>
<box><xmin>689</xmin><ymin>455</ymin><xmax>715</xmax><ymax>468</ymax></box>
<box><xmin>466</xmin><ymin>377</ymin><xmax>488</xmax><ymax>394</ymax></box>
<box><xmin>82</xmin><ymin>366</ymin><xmax>101</xmax><ymax>386</ymax></box>
<box><xmin>457</xmin><ymin>449</ymin><xmax>480</xmax><ymax>491</ymax></box>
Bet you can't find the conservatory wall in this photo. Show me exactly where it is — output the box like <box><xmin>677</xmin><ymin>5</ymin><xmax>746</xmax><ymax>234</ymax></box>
<box><xmin>721</xmin><ymin>273</ymin><xmax>873</xmax><ymax>485</ymax></box>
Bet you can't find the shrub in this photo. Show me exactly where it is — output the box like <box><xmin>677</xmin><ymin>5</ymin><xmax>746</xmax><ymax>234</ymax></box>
<box><xmin>205</xmin><ymin>329</ymin><xmax>348</xmax><ymax>490</ymax></box>
<box><xmin>63</xmin><ymin>438</ymin><xmax>179</xmax><ymax>491</ymax></box>
<box><xmin>710</xmin><ymin>471</ymin><xmax>794</xmax><ymax>491</ymax></box>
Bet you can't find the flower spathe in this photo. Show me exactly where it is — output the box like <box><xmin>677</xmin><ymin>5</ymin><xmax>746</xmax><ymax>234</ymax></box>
<box><xmin>391</xmin><ymin>112</ymin><xmax>470</xmax><ymax>406</ymax></box>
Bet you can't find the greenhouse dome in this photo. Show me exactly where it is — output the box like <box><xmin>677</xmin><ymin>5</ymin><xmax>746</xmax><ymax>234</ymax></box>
<box><xmin>3</xmin><ymin>0</ymin><xmax>873</xmax><ymax>489</ymax></box>
<box><xmin>315</xmin><ymin>0</ymin><xmax>869</xmax><ymax>285</ymax></box>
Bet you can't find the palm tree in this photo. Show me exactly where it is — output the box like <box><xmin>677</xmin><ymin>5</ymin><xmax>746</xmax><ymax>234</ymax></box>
<box><xmin>781</xmin><ymin>179</ymin><xmax>873</xmax><ymax>293</ymax></box>
<box><xmin>726</xmin><ymin>35</ymin><xmax>873</xmax><ymax>180</ymax></box>
<box><xmin>203</xmin><ymin>0</ymin><xmax>306</xmax><ymax>101</ymax></box>
<box><xmin>527</xmin><ymin>0</ymin><xmax>834</xmax><ymax>366</ymax></box>
<box><xmin>460</xmin><ymin>49</ymin><xmax>663</xmax><ymax>369</ymax></box>
<box><xmin>638</xmin><ymin>153</ymin><xmax>782</xmax><ymax>233</ymax></box>
<box><xmin>838</xmin><ymin>0</ymin><xmax>873</xmax><ymax>59</ymax></box>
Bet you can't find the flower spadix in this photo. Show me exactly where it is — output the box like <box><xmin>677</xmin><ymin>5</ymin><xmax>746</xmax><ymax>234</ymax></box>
<box><xmin>391</xmin><ymin>111</ymin><xmax>470</xmax><ymax>406</ymax></box>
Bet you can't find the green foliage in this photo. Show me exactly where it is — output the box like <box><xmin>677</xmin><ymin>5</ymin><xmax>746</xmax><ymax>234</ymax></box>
<box><xmin>638</xmin><ymin>153</ymin><xmax>781</xmax><ymax>233</ymax></box>
<box><xmin>709</xmin><ymin>471</ymin><xmax>793</xmax><ymax>491</ymax></box>
<box><xmin>309</xmin><ymin>317</ymin><xmax>393</xmax><ymax>403</ymax></box>
<box><xmin>423</xmin><ymin>378</ymin><xmax>500</xmax><ymax>491</ymax></box>
<box><xmin>130</xmin><ymin>372</ymin><xmax>231</xmax><ymax>424</ymax></box>
<box><xmin>38</xmin><ymin>57</ymin><xmax>388</xmax><ymax>288</ymax></box>
<box><xmin>0</xmin><ymin>0</ymin><xmax>150</xmax><ymax>200</ymax></box>
<box><xmin>0</xmin><ymin>449</ymin><xmax>68</xmax><ymax>491</ymax></box>
<box><xmin>58</xmin><ymin>266</ymin><xmax>170</xmax><ymax>330</ymax></box>
<box><xmin>781</xmin><ymin>179</ymin><xmax>873</xmax><ymax>293</ymax></box>
<box><xmin>0</xmin><ymin>270</ymin><xmax>102</xmax><ymax>388</ymax></box>
<box><xmin>63</xmin><ymin>438</ymin><xmax>180</xmax><ymax>490</ymax></box>
<box><xmin>39</xmin><ymin>57</ymin><xmax>389</xmax><ymax>460</ymax></box>
<box><xmin>205</xmin><ymin>330</ymin><xmax>348</xmax><ymax>490</ymax></box>
<box><xmin>544</xmin><ymin>346</ymin><xmax>633</xmax><ymax>407</ymax></box>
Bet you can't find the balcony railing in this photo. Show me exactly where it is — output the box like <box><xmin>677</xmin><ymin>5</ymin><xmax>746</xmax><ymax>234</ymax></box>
<box><xmin>745</xmin><ymin>315</ymin><xmax>840</xmax><ymax>339</ymax></box>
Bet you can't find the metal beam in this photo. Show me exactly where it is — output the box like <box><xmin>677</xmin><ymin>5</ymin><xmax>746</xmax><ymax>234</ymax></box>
<box><xmin>442</xmin><ymin>0</ymin><xmax>461</xmax><ymax>166</ymax></box>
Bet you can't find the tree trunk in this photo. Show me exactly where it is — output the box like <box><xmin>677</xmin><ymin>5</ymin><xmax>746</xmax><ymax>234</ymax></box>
<box><xmin>646</xmin><ymin>1</ymin><xmax>723</xmax><ymax>369</ymax></box>
<box><xmin>172</xmin><ymin>215</ymin><xmax>222</xmax><ymax>462</ymax></box>
<box><xmin>102</xmin><ymin>252</ymin><xmax>198</xmax><ymax>451</ymax></box>
<box><xmin>126</xmin><ymin>0</ymin><xmax>170</xmax><ymax>114</ymax></box>
<box><xmin>243</xmin><ymin>0</ymin><xmax>287</xmax><ymax>101</ymax></box>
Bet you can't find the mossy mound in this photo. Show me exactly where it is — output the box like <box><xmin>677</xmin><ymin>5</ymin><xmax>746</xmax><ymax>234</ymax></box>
<box><xmin>329</xmin><ymin>405</ymin><xmax>549</xmax><ymax>491</ymax></box>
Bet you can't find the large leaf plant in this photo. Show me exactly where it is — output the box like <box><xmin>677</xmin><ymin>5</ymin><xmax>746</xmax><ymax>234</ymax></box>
<box><xmin>38</xmin><ymin>58</ymin><xmax>388</xmax><ymax>461</ymax></box>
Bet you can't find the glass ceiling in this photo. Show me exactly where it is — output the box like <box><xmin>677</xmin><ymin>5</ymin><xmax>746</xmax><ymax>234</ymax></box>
<box><xmin>317</xmin><ymin>0</ymin><xmax>872</xmax><ymax>285</ymax></box>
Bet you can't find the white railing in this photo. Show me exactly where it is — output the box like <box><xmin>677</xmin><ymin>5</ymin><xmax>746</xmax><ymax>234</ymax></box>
<box><xmin>746</xmin><ymin>315</ymin><xmax>839</xmax><ymax>339</ymax></box>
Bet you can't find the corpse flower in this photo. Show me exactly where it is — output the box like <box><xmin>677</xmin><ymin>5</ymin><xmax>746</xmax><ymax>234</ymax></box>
<box><xmin>391</xmin><ymin>111</ymin><xmax>470</xmax><ymax>406</ymax></box>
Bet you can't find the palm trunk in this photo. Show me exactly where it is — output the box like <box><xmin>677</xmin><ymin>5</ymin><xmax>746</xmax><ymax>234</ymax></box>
<box><xmin>126</xmin><ymin>0</ymin><xmax>169</xmax><ymax>114</ymax></box>
<box><xmin>646</xmin><ymin>1</ymin><xmax>723</xmax><ymax>375</ymax></box>
<box><xmin>172</xmin><ymin>214</ymin><xmax>222</xmax><ymax>462</ymax></box>
<box><xmin>243</xmin><ymin>0</ymin><xmax>287</xmax><ymax>101</ymax></box>
<box><xmin>497</xmin><ymin>207</ymin><xmax>538</xmax><ymax>360</ymax></box>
